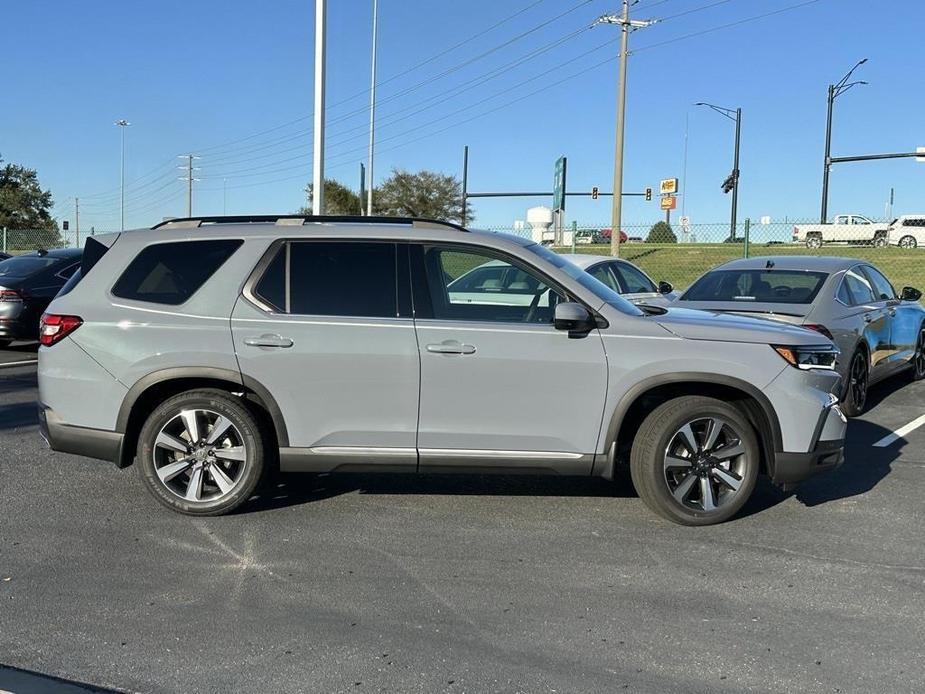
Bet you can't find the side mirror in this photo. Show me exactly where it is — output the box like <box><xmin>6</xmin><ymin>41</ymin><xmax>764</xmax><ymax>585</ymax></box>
<box><xmin>900</xmin><ymin>286</ymin><xmax>922</xmax><ymax>302</ymax></box>
<box><xmin>554</xmin><ymin>302</ymin><xmax>596</xmax><ymax>337</ymax></box>
<box><xmin>658</xmin><ymin>281</ymin><xmax>674</xmax><ymax>295</ymax></box>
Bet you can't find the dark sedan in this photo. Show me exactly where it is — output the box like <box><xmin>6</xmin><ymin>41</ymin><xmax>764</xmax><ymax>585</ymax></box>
<box><xmin>0</xmin><ymin>248</ymin><xmax>82</xmax><ymax>346</ymax></box>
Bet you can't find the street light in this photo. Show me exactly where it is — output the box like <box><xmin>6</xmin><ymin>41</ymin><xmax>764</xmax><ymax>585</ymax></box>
<box><xmin>820</xmin><ymin>58</ymin><xmax>868</xmax><ymax>223</ymax></box>
<box><xmin>695</xmin><ymin>102</ymin><xmax>741</xmax><ymax>242</ymax></box>
<box><xmin>114</xmin><ymin>119</ymin><xmax>130</xmax><ymax>230</ymax></box>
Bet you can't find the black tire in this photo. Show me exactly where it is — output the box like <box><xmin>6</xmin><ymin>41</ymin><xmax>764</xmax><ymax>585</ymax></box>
<box><xmin>909</xmin><ymin>328</ymin><xmax>925</xmax><ymax>382</ymax></box>
<box><xmin>899</xmin><ymin>235</ymin><xmax>918</xmax><ymax>250</ymax></box>
<box><xmin>805</xmin><ymin>234</ymin><xmax>822</xmax><ymax>249</ymax></box>
<box><xmin>136</xmin><ymin>389</ymin><xmax>266</xmax><ymax>516</ymax></box>
<box><xmin>840</xmin><ymin>349</ymin><xmax>869</xmax><ymax>417</ymax></box>
<box><xmin>873</xmin><ymin>234</ymin><xmax>888</xmax><ymax>248</ymax></box>
<box><xmin>629</xmin><ymin>396</ymin><xmax>760</xmax><ymax>526</ymax></box>
<box><xmin>0</xmin><ymin>339</ymin><xmax>11</xmax><ymax>348</ymax></box>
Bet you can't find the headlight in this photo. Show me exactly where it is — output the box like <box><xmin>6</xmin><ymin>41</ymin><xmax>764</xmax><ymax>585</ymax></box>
<box><xmin>772</xmin><ymin>344</ymin><xmax>838</xmax><ymax>370</ymax></box>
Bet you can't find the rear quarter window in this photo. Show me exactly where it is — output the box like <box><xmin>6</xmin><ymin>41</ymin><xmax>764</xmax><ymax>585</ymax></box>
<box><xmin>111</xmin><ymin>239</ymin><xmax>243</xmax><ymax>305</ymax></box>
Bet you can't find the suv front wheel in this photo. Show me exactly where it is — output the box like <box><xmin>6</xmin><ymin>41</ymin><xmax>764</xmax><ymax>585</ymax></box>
<box><xmin>630</xmin><ymin>396</ymin><xmax>760</xmax><ymax>526</ymax></box>
<box><xmin>137</xmin><ymin>389</ymin><xmax>266</xmax><ymax>515</ymax></box>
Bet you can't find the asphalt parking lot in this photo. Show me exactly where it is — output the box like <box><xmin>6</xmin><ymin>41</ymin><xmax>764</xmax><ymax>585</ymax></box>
<box><xmin>1</xmin><ymin>342</ymin><xmax>924</xmax><ymax>694</ymax></box>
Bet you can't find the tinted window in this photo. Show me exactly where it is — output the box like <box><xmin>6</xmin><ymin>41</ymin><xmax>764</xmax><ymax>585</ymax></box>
<box><xmin>58</xmin><ymin>237</ymin><xmax>108</xmax><ymax>298</ymax></box>
<box><xmin>253</xmin><ymin>245</ymin><xmax>287</xmax><ymax>312</ymax></box>
<box><xmin>425</xmin><ymin>247</ymin><xmax>563</xmax><ymax>323</ymax></box>
<box><xmin>835</xmin><ymin>279</ymin><xmax>852</xmax><ymax>305</ymax></box>
<box><xmin>112</xmin><ymin>239</ymin><xmax>242</xmax><ymax>305</ymax></box>
<box><xmin>862</xmin><ymin>266</ymin><xmax>895</xmax><ymax>301</ymax></box>
<box><xmin>842</xmin><ymin>268</ymin><xmax>876</xmax><ymax>305</ymax></box>
<box><xmin>0</xmin><ymin>256</ymin><xmax>58</xmax><ymax>278</ymax></box>
<box><xmin>613</xmin><ymin>262</ymin><xmax>656</xmax><ymax>293</ymax></box>
<box><xmin>683</xmin><ymin>270</ymin><xmax>828</xmax><ymax>304</ymax></box>
<box><xmin>587</xmin><ymin>263</ymin><xmax>619</xmax><ymax>291</ymax></box>
<box><xmin>288</xmin><ymin>242</ymin><xmax>397</xmax><ymax>317</ymax></box>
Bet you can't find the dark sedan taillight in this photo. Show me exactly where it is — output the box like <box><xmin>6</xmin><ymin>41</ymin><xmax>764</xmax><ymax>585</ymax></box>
<box><xmin>804</xmin><ymin>323</ymin><xmax>834</xmax><ymax>340</ymax></box>
<box><xmin>39</xmin><ymin>313</ymin><xmax>83</xmax><ymax>346</ymax></box>
<box><xmin>0</xmin><ymin>289</ymin><xmax>25</xmax><ymax>303</ymax></box>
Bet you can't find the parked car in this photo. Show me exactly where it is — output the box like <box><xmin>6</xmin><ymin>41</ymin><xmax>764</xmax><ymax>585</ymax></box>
<box><xmin>792</xmin><ymin>214</ymin><xmax>889</xmax><ymax>248</ymax></box>
<box><xmin>0</xmin><ymin>248</ymin><xmax>81</xmax><ymax>346</ymax></box>
<box><xmin>675</xmin><ymin>256</ymin><xmax>925</xmax><ymax>415</ymax></box>
<box><xmin>599</xmin><ymin>228</ymin><xmax>629</xmax><ymax>244</ymax></box>
<box><xmin>563</xmin><ymin>254</ymin><xmax>678</xmax><ymax>306</ymax></box>
<box><xmin>0</xmin><ymin>252</ymin><xmax>10</xmax><ymax>261</ymax></box>
<box><xmin>887</xmin><ymin>215</ymin><xmax>925</xmax><ymax>249</ymax></box>
<box><xmin>39</xmin><ymin>216</ymin><xmax>846</xmax><ymax>525</ymax></box>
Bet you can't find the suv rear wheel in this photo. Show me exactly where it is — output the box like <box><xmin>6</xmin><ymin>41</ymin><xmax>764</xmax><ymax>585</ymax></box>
<box><xmin>136</xmin><ymin>389</ymin><xmax>266</xmax><ymax>515</ymax></box>
<box><xmin>630</xmin><ymin>396</ymin><xmax>759</xmax><ymax>526</ymax></box>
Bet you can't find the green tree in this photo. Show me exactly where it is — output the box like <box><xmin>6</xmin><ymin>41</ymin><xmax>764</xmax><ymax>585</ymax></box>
<box><xmin>0</xmin><ymin>155</ymin><xmax>63</xmax><ymax>249</ymax></box>
<box><xmin>299</xmin><ymin>179</ymin><xmax>363</xmax><ymax>216</ymax></box>
<box><xmin>375</xmin><ymin>168</ymin><xmax>472</xmax><ymax>224</ymax></box>
<box><xmin>646</xmin><ymin>221</ymin><xmax>677</xmax><ymax>243</ymax></box>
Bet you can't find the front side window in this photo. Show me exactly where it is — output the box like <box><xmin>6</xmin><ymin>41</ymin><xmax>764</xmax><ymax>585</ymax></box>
<box><xmin>425</xmin><ymin>247</ymin><xmax>563</xmax><ymax>323</ymax></box>
<box><xmin>253</xmin><ymin>241</ymin><xmax>398</xmax><ymax>318</ymax></box>
<box><xmin>587</xmin><ymin>263</ymin><xmax>620</xmax><ymax>292</ymax></box>
<box><xmin>682</xmin><ymin>270</ymin><xmax>828</xmax><ymax>304</ymax></box>
<box><xmin>112</xmin><ymin>239</ymin><xmax>242</xmax><ymax>305</ymax></box>
<box><xmin>861</xmin><ymin>266</ymin><xmax>895</xmax><ymax>301</ymax></box>
<box><xmin>613</xmin><ymin>262</ymin><xmax>657</xmax><ymax>293</ymax></box>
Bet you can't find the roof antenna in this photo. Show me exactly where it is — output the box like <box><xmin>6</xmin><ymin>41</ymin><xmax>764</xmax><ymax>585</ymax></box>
<box><xmin>765</xmin><ymin>259</ymin><xmax>775</xmax><ymax>269</ymax></box>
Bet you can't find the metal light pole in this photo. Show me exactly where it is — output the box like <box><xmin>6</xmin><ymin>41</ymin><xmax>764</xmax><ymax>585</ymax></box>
<box><xmin>115</xmin><ymin>119</ymin><xmax>130</xmax><ymax>230</ymax></box>
<box><xmin>594</xmin><ymin>4</ymin><xmax>655</xmax><ymax>257</ymax></box>
<box><xmin>695</xmin><ymin>103</ymin><xmax>741</xmax><ymax>242</ymax></box>
<box><xmin>366</xmin><ymin>0</ymin><xmax>378</xmax><ymax>216</ymax></box>
<box><xmin>820</xmin><ymin>58</ymin><xmax>867</xmax><ymax>223</ymax></box>
<box><xmin>312</xmin><ymin>0</ymin><xmax>327</xmax><ymax>215</ymax></box>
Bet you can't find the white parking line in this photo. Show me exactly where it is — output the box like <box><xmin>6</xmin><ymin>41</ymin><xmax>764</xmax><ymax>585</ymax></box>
<box><xmin>873</xmin><ymin>414</ymin><xmax>925</xmax><ymax>448</ymax></box>
<box><xmin>0</xmin><ymin>359</ymin><xmax>38</xmax><ymax>369</ymax></box>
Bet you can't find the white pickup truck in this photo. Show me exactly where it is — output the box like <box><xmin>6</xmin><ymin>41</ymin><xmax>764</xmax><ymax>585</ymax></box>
<box><xmin>792</xmin><ymin>214</ymin><xmax>890</xmax><ymax>248</ymax></box>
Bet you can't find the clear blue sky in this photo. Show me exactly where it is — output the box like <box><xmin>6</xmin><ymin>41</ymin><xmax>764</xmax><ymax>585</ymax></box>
<box><xmin>3</xmin><ymin>0</ymin><xmax>923</xmax><ymax>233</ymax></box>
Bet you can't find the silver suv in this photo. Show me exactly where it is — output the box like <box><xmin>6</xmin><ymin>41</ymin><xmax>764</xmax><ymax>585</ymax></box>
<box><xmin>38</xmin><ymin>216</ymin><xmax>847</xmax><ymax>525</ymax></box>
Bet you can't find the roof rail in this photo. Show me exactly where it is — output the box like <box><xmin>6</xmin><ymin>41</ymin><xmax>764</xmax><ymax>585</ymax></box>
<box><xmin>151</xmin><ymin>215</ymin><xmax>469</xmax><ymax>233</ymax></box>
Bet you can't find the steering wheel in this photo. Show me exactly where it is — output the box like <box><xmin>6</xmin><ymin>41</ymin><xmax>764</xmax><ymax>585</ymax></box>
<box><xmin>523</xmin><ymin>288</ymin><xmax>547</xmax><ymax>323</ymax></box>
<box><xmin>772</xmin><ymin>285</ymin><xmax>791</xmax><ymax>297</ymax></box>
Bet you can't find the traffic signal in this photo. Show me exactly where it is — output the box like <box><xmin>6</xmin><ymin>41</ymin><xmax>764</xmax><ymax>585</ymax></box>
<box><xmin>591</xmin><ymin>186</ymin><xmax>599</xmax><ymax>200</ymax></box>
<box><xmin>645</xmin><ymin>187</ymin><xmax>652</xmax><ymax>201</ymax></box>
<box><xmin>62</xmin><ymin>221</ymin><xmax>69</xmax><ymax>231</ymax></box>
<box><xmin>721</xmin><ymin>169</ymin><xmax>739</xmax><ymax>194</ymax></box>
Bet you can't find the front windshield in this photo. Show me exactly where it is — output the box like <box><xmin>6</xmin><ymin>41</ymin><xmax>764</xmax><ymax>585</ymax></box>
<box><xmin>524</xmin><ymin>244</ymin><xmax>643</xmax><ymax>316</ymax></box>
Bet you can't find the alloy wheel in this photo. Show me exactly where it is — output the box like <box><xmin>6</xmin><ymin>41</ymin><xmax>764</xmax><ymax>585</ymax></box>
<box><xmin>153</xmin><ymin>409</ymin><xmax>248</xmax><ymax>503</ymax></box>
<box><xmin>914</xmin><ymin>331</ymin><xmax>925</xmax><ymax>379</ymax></box>
<box><xmin>900</xmin><ymin>235</ymin><xmax>918</xmax><ymax>249</ymax></box>
<box><xmin>662</xmin><ymin>417</ymin><xmax>748</xmax><ymax>513</ymax></box>
<box><xmin>849</xmin><ymin>352</ymin><xmax>868</xmax><ymax>411</ymax></box>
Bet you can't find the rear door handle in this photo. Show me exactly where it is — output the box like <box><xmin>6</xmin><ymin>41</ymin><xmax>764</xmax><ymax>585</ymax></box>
<box><xmin>243</xmin><ymin>334</ymin><xmax>294</xmax><ymax>349</ymax></box>
<box><xmin>426</xmin><ymin>341</ymin><xmax>476</xmax><ymax>355</ymax></box>
<box><xmin>863</xmin><ymin>313</ymin><xmax>874</xmax><ymax>323</ymax></box>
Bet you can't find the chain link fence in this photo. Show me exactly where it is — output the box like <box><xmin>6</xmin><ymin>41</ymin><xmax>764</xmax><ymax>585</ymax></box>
<box><xmin>487</xmin><ymin>217</ymin><xmax>925</xmax><ymax>296</ymax></box>
<box><xmin>4</xmin><ymin>218</ymin><xmax>923</xmax><ymax>297</ymax></box>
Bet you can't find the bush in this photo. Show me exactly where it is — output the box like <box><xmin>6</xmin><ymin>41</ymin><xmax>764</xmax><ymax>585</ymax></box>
<box><xmin>646</xmin><ymin>221</ymin><xmax>677</xmax><ymax>243</ymax></box>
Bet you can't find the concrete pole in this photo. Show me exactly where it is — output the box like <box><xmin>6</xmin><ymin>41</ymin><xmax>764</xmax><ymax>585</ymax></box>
<box><xmin>312</xmin><ymin>0</ymin><xmax>327</xmax><ymax>215</ymax></box>
<box><xmin>366</xmin><ymin>0</ymin><xmax>378</xmax><ymax>216</ymax></box>
<box><xmin>609</xmin><ymin>0</ymin><xmax>629</xmax><ymax>258</ymax></box>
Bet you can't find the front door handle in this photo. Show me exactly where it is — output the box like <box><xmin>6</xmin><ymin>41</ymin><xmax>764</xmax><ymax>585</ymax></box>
<box><xmin>243</xmin><ymin>334</ymin><xmax>294</xmax><ymax>349</ymax></box>
<box><xmin>426</xmin><ymin>340</ymin><xmax>476</xmax><ymax>355</ymax></box>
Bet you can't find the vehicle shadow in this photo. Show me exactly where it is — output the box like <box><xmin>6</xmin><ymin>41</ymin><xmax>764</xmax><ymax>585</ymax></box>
<box><xmin>0</xmin><ymin>402</ymin><xmax>38</xmax><ymax>431</ymax></box>
<box><xmin>0</xmin><ymin>341</ymin><xmax>39</xmax><ymax>354</ymax></box>
<box><xmin>247</xmin><ymin>471</ymin><xmax>634</xmax><ymax>513</ymax></box>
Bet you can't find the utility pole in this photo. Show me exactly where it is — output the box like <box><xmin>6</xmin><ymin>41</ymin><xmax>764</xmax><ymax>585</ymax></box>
<box><xmin>178</xmin><ymin>155</ymin><xmax>200</xmax><ymax>217</ymax></box>
<box><xmin>461</xmin><ymin>145</ymin><xmax>469</xmax><ymax>227</ymax></box>
<box><xmin>114</xmin><ymin>119</ymin><xmax>130</xmax><ymax>230</ymax></box>
<box><xmin>359</xmin><ymin>162</ymin><xmax>367</xmax><ymax>212</ymax></box>
<box><xmin>695</xmin><ymin>102</ymin><xmax>741</xmax><ymax>241</ymax></box>
<box><xmin>223</xmin><ymin>178</ymin><xmax>227</xmax><ymax>215</ymax></box>
<box><xmin>366</xmin><ymin>0</ymin><xmax>378</xmax><ymax>216</ymax></box>
<box><xmin>820</xmin><ymin>58</ymin><xmax>868</xmax><ymax>223</ymax></box>
<box><xmin>312</xmin><ymin>0</ymin><xmax>327</xmax><ymax>215</ymax></box>
<box><xmin>75</xmin><ymin>197</ymin><xmax>80</xmax><ymax>246</ymax></box>
<box><xmin>594</xmin><ymin>4</ymin><xmax>655</xmax><ymax>258</ymax></box>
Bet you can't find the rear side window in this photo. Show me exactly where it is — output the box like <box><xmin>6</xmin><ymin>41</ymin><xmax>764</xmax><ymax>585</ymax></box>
<box><xmin>252</xmin><ymin>241</ymin><xmax>398</xmax><ymax>318</ymax></box>
<box><xmin>112</xmin><ymin>239</ymin><xmax>242</xmax><ymax>305</ymax></box>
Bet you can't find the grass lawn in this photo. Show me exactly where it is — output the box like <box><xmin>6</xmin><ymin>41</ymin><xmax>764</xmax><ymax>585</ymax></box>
<box><xmin>558</xmin><ymin>243</ymin><xmax>925</xmax><ymax>297</ymax></box>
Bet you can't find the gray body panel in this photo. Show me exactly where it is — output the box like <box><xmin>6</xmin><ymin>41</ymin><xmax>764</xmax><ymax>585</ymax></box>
<box><xmin>39</xmin><ymin>220</ymin><xmax>846</xmax><ymax>486</ymax></box>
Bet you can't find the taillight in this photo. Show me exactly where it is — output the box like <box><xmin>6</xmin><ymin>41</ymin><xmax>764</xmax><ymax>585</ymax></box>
<box><xmin>804</xmin><ymin>323</ymin><xmax>834</xmax><ymax>340</ymax></box>
<box><xmin>0</xmin><ymin>289</ymin><xmax>25</xmax><ymax>303</ymax></box>
<box><xmin>792</xmin><ymin>226</ymin><xmax>799</xmax><ymax>238</ymax></box>
<box><xmin>39</xmin><ymin>313</ymin><xmax>83</xmax><ymax>346</ymax></box>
